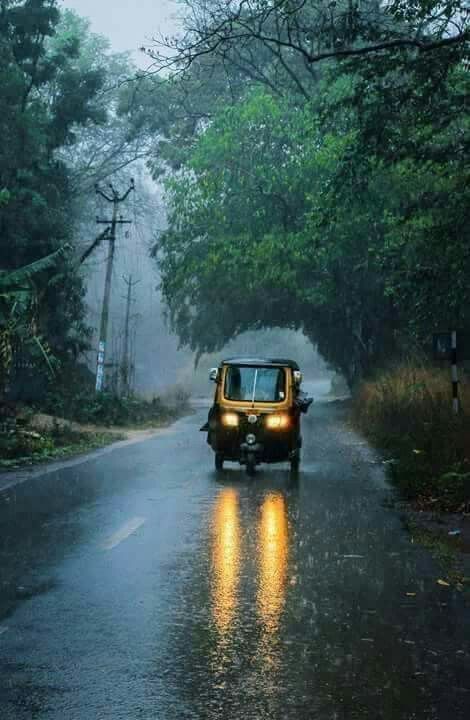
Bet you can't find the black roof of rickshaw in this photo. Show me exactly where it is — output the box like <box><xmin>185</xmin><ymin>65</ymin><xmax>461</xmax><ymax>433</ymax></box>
<box><xmin>222</xmin><ymin>357</ymin><xmax>300</xmax><ymax>370</ymax></box>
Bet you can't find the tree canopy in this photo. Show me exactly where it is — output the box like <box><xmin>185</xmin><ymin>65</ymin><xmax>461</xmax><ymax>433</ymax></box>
<box><xmin>144</xmin><ymin>0</ymin><xmax>469</xmax><ymax>382</ymax></box>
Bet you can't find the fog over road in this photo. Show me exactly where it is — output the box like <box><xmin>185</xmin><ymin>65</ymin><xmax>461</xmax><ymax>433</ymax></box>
<box><xmin>1</xmin><ymin>390</ymin><xmax>469</xmax><ymax>719</ymax></box>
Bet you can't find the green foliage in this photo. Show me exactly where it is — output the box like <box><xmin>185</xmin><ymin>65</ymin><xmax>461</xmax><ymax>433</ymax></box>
<box><xmin>54</xmin><ymin>9</ymin><xmax>144</xmax><ymax>192</ymax></box>
<box><xmin>151</xmin><ymin>1</ymin><xmax>469</xmax><ymax>384</ymax></box>
<box><xmin>0</xmin><ymin>1</ymin><xmax>131</xmax><ymax>399</ymax></box>
<box><xmin>0</xmin><ymin>245</ymin><xmax>69</xmax><ymax>289</ymax></box>
<box><xmin>353</xmin><ymin>365</ymin><xmax>470</xmax><ymax>510</ymax></box>
<box><xmin>0</xmin><ymin>426</ymin><xmax>55</xmax><ymax>463</ymax></box>
<box><xmin>38</xmin><ymin>361</ymin><xmax>190</xmax><ymax>428</ymax></box>
<box><xmin>0</xmin><ymin>421</ymin><xmax>118</xmax><ymax>468</ymax></box>
<box><xmin>156</xmin><ymin>88</ymin><xmax>391</xmax><ymax>381</ymax></box>
<box><xmin>0</xmin><ymin>3</ymin><xmax>79</xmax><ymax>349</ymax></box>
<box><xmin>0</xmin><ymin>189</ymin><xmax>10</xmax><ymax>207</ymax></box>
<box><xmin>0</xmin><ymin>248</ymin><xmax>70</xmax><ymax>387</ymax></box>
<box><xmin>67</xmin><ymin>392</ymin><xmax>183</xmax><ymax>428</ymax></box>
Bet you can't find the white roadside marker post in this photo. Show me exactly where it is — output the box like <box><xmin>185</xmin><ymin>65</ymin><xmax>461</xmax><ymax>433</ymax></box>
<box><xmin>451</xmin><ymin>330</ymin><xmax>459</xmax><ymax>415</ymax></box>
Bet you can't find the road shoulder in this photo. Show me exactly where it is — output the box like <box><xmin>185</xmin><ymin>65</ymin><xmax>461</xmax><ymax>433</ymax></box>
<box><xmin>0</xmin><ymin>425</ymin><xmax>175</xmax><ymax>494</ymax></box>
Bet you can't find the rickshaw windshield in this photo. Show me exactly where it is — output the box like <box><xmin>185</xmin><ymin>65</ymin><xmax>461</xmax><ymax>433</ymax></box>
<box><xmin>224</xmin><ymin>366</ymin><xmax>286</xmax><ymax>403</ymax></box>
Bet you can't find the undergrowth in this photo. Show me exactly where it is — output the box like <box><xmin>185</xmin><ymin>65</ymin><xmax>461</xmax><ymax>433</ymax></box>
<box><xmin>0</xmin><ymin>363</ymin><xmax>191</xmax><ymax>468</ymax></box>
<box><xmin>0</xmin><ymin>419</ymin><xmax>119</xmax><ymax>469</ymax></box>
<box><xmin>37</xmin><ymin>363</ymin><xmax>190</xmax><ymax>428</ymax></box>
<box><xmin>353</xmin><ymin>364</ymin><xmax>470</xmax><ymax>512</ymax></box>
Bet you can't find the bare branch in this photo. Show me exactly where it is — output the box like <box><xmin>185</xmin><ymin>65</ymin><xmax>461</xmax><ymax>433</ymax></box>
<box><xmin>145</xmin><ymin>0</ymin><xmax>469</xmax><ymax>82</ymax></box>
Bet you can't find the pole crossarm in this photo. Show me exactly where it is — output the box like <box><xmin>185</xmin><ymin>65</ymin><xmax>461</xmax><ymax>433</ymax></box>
<box><xmin>95</xmin><ymin>187</ymin><xmax>114</xmax><ymax>203</ymax></box>
<box><xmin>96</xmin><ymin>219</ymin><xmax>133</xmax><ymax>225</ymax></box>
<box><xmin>123</xmin><ymin>275</ymin><xmax>141</xmax><ymax>288</ymax></box>
<box><xmin>96</xmin><ymin>178</ymin><xmax>135</xmax><ymax>203</ymax></box>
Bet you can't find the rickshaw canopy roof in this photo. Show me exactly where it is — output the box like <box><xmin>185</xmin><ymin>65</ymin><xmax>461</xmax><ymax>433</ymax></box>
<box><xmin>221</xmin><ymin>357</ymin><xmax>300</xmax><ymax>370</ymax></box>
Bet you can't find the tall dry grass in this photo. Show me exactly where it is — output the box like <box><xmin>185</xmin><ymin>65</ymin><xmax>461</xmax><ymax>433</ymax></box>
<box><xmin>353</xmin><ymin>364</ymin><xmax>470</xmax><ymax>508</ymax></box>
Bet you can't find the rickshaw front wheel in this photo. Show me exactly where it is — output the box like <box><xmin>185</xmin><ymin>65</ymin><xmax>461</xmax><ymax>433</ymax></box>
<box><xmin>246</xmin><ymin>453</ymin><xmax>256</xmax><ymax>477</ymax></box>
<box><xmin>215</xmin><ymin>453</ymin><xmax>224</xmax><ymax>471</ymax></box>
<box><xmin>290</xmin><ymin>453</ymin><xmax>300</xmax><ymax>473</ymax></box>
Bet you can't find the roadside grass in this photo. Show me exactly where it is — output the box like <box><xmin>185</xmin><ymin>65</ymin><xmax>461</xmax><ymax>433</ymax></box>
<box><xmin>406</xmin><ymin>518</ymin><xmax>460</xmax><ymax>564</ymax></box>
<box><xmin>0</xmin><ymin>365</ymin><xmax>192</xmax><ymax>469</ymax></box>
<box><xmin>353</xmin><ymin>364</ymin><xmax>470</xmax><ymax>512</ymax></box>
<box><xmin>21</xmin><ymin>361</ymin><xmax>192</xmax><ymax>429</ymax></box>
<box><xmin>40</xmin><ymin>385</ymin><xmax>190</xmax><ymax>429</ymax></box>
<box><xmin>0</xmin><ymin>420</ymin><xmax>121</xmax><ymax>470</ymax></box>
<box><xmin>404</xmin><ymin>518</ymin><xmax>470</xmax><ymax>592</ymax></box>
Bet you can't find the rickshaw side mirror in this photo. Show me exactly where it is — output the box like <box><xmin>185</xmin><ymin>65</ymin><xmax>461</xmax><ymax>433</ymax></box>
<box><xmin>295</xmin><ymin>389</ymin><xmax>313</xmax><ymax>413</ymax></box>
<box><xmin>209</xmin><ymin>368</ymin><xmax>219</xmax><ymax>383</ymax></box>
<box><xmin>300</xmin><ymin>397</ymin><xmax>314</xmax><ymax>414</ymax></box>
<box><xmin>293</xmin><ymin>370</ymin><xmax>302</xmax><ymax>386</ymax></box>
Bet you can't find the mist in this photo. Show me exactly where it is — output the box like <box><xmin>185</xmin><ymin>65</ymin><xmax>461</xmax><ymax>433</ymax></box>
<box><xmin>83</xmin><ymin>172</ymin><xmax>330</xmax><ymax>398</ymax></box>
<box><xmin>64</xmin><ymin>0</ymin><xmax>331</xmax><ymax>399</ymax></box>
<box><xmin>61</xmin><ymin>0</ymin><xmax>180</xmax><ymax>66</ymax></box>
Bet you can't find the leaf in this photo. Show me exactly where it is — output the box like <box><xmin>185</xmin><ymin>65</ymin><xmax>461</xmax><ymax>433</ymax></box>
<box><xmin>32</xmin><ymin>336</ymin><xmax>56</xmax><ymax>377</ymax></box>
<box><xmin>0</xmin><ymin>246</ymin><xmax>70</xmax><ymax>291</ymax></box>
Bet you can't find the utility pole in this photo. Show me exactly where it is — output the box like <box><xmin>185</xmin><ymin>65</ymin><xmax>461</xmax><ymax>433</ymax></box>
<box><xmin>121</xmin><ymin>274</ymin><xmax>140</xmax><ymax>396</ymax></box>
<box><xmin>95</xmin><ymin>179</ymin><xmax>135</xmax><ymax>392</ymax></box>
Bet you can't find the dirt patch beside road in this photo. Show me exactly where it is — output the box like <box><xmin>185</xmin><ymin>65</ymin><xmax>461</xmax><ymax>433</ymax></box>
<box><xmin>0</xmin><ymin>410</ymin><xmax>181</xmax><ymax>473</ymax></box>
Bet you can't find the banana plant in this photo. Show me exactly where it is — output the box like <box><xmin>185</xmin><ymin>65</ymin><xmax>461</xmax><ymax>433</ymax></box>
<box><xmin>0</xmin><ymin>246</ymin><xmax>70</xmax><ymax>390</ymax></box>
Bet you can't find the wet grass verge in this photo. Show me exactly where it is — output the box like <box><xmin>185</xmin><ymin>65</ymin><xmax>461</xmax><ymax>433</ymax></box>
<box><xmin>38</xmin><ymin>383</ymin><xmax>191</xmax><ymax>429</ymax></box>
<box><xmin>352</xmin><ymin>364</ymin><xmax>470</xmax><ymax>514</ymax></box>
<box><xmin>1</xmin><ymin>379</ymin><xmax>192</xmax><ymax>470</ymax></box>
<box><xmin>403</xmin><ymin>515</ymin><xmax>470</xmax><ymax>594</ymax></box>
<box><xmin>352</xmin><ymin>364</ymin><xmax>470</xmax><ymax>587</ymax></box>
<box><xmin>0</xmin><ymin>423</ymin><xmax>122</xmax><ymax>470</ymax></box>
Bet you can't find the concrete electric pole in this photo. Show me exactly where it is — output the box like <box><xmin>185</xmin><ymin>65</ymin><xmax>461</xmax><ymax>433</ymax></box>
<box><xmin>95</xmin><ymin>180</ymin><xmax>135</xmax><ymax>392</ymax></box>
<box><xmin>121</xmin><ymin>274</ymin><xmax>140</xmax><ymax>396</ymax></box>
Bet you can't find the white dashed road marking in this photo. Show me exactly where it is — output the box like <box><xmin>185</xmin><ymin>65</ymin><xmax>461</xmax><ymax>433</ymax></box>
<box><xmin>101</xmin><ymin>517</ymin><xmax>146</xmax><ymax>551</ymax></box>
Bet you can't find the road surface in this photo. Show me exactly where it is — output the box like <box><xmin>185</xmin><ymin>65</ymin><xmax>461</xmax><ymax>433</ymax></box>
<box><xmin>1</xmin><ymin>390</ymin><xmax>469</xmax><ymax>719</ymax></box>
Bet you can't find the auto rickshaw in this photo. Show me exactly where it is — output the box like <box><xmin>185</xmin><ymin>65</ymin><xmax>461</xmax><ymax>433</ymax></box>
<box><xmin>201</xmin><ymin>357</ymin><xmax>313</xmax><ymax>476</ymax></box>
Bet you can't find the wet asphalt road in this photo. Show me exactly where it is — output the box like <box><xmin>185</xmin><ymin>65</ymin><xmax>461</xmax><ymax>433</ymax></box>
<box><xmin>1</xmin><ymin>393</ymin><xmax>470</xmax><ymax>720</ymax></box>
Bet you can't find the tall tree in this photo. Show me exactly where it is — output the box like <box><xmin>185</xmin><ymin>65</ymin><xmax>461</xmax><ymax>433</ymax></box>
<box><xmin>150</xmin><ymin>1</ymin><xmax>469</xmax><ymax>382</ymax></box>
<box><xmin>0</xmin><ymin>1</ymin><xmax>106</xmax><ymax>393</ymax></box>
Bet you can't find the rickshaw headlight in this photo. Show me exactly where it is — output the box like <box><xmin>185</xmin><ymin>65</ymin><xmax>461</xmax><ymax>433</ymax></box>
<box><xmin>221</xmin><ymin>412</ymin><xmax>239</xmax><ymax>428</ymax></box>
<box><xmin>266</xmin><ymin>414</ymin><xmax>290</xmax><ymax>430</ymax></box>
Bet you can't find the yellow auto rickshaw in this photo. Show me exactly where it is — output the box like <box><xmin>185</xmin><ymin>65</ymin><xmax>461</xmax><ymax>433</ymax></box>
<box><xmin>201</xmin><ymin>357</ymin><xmax>313</xmax><ymax>476</ymax></box>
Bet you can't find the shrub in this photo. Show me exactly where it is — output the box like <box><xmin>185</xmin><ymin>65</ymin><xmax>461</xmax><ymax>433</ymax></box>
<box><xmin>353</xmin><ymin>364</ymin><xmax>470</xmax><ymax>509</ymax></box>
<box><xmin>38</xmin><ymin>364</ymin><xmax>190</xmax><ymax>428</ymax></box>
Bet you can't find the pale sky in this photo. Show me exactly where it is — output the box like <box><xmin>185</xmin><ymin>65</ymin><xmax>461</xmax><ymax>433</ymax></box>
<box><xmin>61</xmin><ymin>0</ymin><xmax>182</xmax><ymax>64</ymax></box>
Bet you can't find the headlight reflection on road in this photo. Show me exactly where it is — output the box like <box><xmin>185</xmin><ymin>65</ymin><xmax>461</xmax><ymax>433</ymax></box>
<box><xmin>211</xmin><ymin>488</ymin><xmax>241</xmax><ymax>637</ymax></box>
<box><xmin>257</xmin><ymin>492</ymin><xmax>288</xmax><ymax>636</ymax></box>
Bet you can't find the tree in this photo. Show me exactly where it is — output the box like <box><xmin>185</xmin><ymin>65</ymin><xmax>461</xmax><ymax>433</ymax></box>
<box><xmin>148</xmin><ymin>1</ymin><xmax>468</xmax><ymax>82</ymax></box>
<box><xmin>154</xmin><ymin>89</ymin><xmax>389</xmax><ymax>381</ymax></box>
<box><xmin>52</xmin><ymin>10</ymin><xmax>149</xmax><ymax>197</ymax></box>
<box><xmin>152</xmin><ymin>0</ymin><xmax>469</xmax><ymax>383</ymax></box>
<box><xmin>0</xmin><ymin>1</ymin><xmax>107</xmax><ymax>390</ymax></box>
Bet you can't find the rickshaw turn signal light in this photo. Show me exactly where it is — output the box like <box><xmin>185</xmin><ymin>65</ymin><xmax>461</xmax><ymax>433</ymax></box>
<box><xmin>222</xmin><ymin>412</ymin><xmax>239</xmax><ymax>428</ymax></box>
<box><xmin>265</xmin><ymin>414</ymin><xmax>290</xmax><ymax>430</ymax></box>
